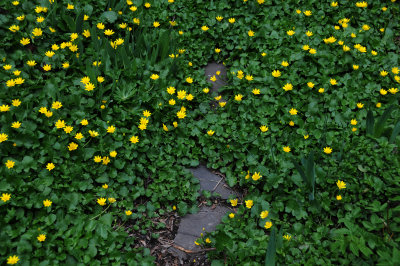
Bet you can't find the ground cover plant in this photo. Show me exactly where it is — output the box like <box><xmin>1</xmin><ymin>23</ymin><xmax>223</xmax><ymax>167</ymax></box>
<box><xmin>1</xmin><ymin>0</ymin><xmax>400</xmax><ymax>265</ymax></box>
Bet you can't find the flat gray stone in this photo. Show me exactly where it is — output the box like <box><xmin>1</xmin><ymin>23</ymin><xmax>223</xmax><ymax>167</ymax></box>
<box><xmin>169</xmin><ymin>205</ymin><xmax>229</xmax><ymax>259</ymax></box>
<box><xmin>204</xmin><ymin>62</ymin><xmax>227</xmax><ymax>93</ymax></box>
<box><xmin>189</xmin><ymin>165</ymin><xmax>239</xmax><ymax>199</ymax></box>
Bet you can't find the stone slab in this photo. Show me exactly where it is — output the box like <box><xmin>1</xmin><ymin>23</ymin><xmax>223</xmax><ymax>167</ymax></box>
<box><xmin>169</xmin><ymin>205</ymin><xmax>229</xmax><ymax>260</ymax></box>
<box><xmin>189</xmin><ymin>165</ymin><xmax>239</xmax><ymax>200</ymax></box>
<box><xmin>204</xmin><ymin>62</ymin><xmax>227</xmax><ymax>93</ymax></box>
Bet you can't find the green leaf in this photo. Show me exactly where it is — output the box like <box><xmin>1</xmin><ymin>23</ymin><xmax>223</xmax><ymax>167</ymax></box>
<box><xmin>264</xmin><ymin>227</ymin><xmax>276</xmax><ymax>266</ymax></box>
<box><xmin>99</xmin><ymin>213</ymin><xmax>113</xmax><ymax>227</ymax></box>
<box><xmin>374</xmin><ymin>105</ymin><xmax>395</xmax><ymax>137</ymax></box>
<box><xmin>389</xmin><ymin>120</ymin><xmax>400</xmax><ymax>143</ymax></box>
<box><xmin>366</xmin><ymin>110</ymin><xmax>374</xmax><ymax>136</ymax></box>
<box><xmin>101</xmin><ymin>11</ymin><xmax>118</xmax><ymax>23</ymax></box>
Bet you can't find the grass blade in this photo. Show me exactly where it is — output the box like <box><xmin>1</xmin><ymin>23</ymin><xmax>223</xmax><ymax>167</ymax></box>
<box><xmin>389</xmin><ymin>120</ymin><xmax>400</xmax><ymax>143</ymax></box>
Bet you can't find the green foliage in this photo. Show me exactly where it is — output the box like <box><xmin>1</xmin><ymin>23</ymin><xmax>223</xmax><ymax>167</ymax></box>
<box><xmin>1</xmin><ymin>0</ymin><xmax>400</xmax><ymax>265</ymax></box>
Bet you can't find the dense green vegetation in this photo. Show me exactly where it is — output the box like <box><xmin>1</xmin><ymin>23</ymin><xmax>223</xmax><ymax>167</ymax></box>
<box><xmin>1</xmin><ymin>0</ymin><xmax>399</xmax><ymax>265</ymax></box>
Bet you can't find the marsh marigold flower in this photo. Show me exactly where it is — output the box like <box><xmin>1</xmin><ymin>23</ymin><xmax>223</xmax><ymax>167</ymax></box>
<box><xmin>252</xmin><ymin>172</ymin><xmax>262</xmax><ymax>181</ymax></box>
<box><xmin>7</xmin><ymin>255</ymin><xmax>19</xmax><ymax>265</ymax></box>
<box><xmin>323</xmin><ymin>147</ymin><xmax>332</xmax><ymax>154</ymax></box>
<box><xmin>264</xmin><ymin>221</ymin><xmax>273</xmax><ymax>229</ymax></box>
<box><xmin>260</xmin><ymin>210</ymin><xmax>269</xmax><ymax>219</ymax></box>
<box><xmin>43</xmin><ymin>199</ymin><xmax>52</xmax><ymax>207</ymax></box>
<box><xmin>336</xmin><ymin>180</ymin><xmax>346</xmax><ymax>189</ymax></box>
<box><xmin>1</xmin><ymin>193</ymin><xmax>11</xmax><ymax>202</ymax></box>
<box><xmin>245</xmin><ymin>200</ymin><xmax>253</xmax><ymax>209</ymax></box>
<box><xmin>37</xmin><ymin>234</ymin><xmax>46</xmax><ymax>242</ymax></box>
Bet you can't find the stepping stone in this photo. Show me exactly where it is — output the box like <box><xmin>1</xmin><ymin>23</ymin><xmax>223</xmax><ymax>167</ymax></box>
<box><xmin>169</xmin><ymin>205</ymin><xmax>229</xmax><ymax>260</ymax></box>
<box><xmin>204</xmin><ymin>62</ymin><xmax>227</xmax><ymax>93</ymax></box>
<box><xmin>189</xmin><ymin>165</ymin><xmax>239</xmax><ymax>200</ymax></box>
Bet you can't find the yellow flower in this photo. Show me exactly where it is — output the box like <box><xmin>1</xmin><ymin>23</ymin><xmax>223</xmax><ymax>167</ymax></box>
<box><xmin>75</xmin><ymin>133</ymin><xmax>84</xmax><ymax>140</ymax></box>
<box><xmin>144</xmin><ymin>2</ymin><xmax>151</xmax><ymax>8</ymax></box>
<box><xmin>32</xmin><ymin>28</ymin><xmax>43</xmax><ymax>36</ymax></box>
<box><xmin>110</xmin><ymin>151</ymin><xmax>117</xmax><ymax>157</ymax></box>
<box><xmin>201</xmin><ymin>25</ymin><xmax>209</xmax><ymax>31</ymax></box>
<box><xmin>303</xmin><ymin>10</ymin><xmax>312</xmax><ymax>16</ymax></box>
<box><xmin>186</xmin><ymin>94</ymin><xmax>194</xmax><ymax>101</ymax></box>
<box><xmin>304</xmin><ymin>134</ymin><xmax>309</xmax><ymax>139</ymax></box>
<box><xmin>5</xmin><ymin>160</ymin><xmax>15</xmax><ymax>169</ymax></box>
<box><xmin>43</xmin><ymin>64</ymin><xmax>51</xmax><ymax>71</ymax></box>
<box><xmin>167</xmin><ymin>87</ymin><xmax>175</xmax><ymax>95</ymax></box>
<box><xmin>261</xmin><ymin>52</ymin><xmax>267</xmax><ymax>57</ymax></box>
<box><xmin>9</xmin><ymin>25</ymin><xmax>20</xmax><ymax>32</ymax></box>
<box><xmin>219</xmin><ymin>102</ymin><xmax>226</xmax><ymax>107</ymax></box>
<box><xmin>283</xmin><ymin>146</ymin><xmax>291</xmax><ymax>153</ymax></box>
<box><xmin>245</xmin><ymin>200</ymin><xmax>253</xmax><ymax>209</ymax></box>
<box><xmin>331</xmin><ymin>2</ymin><xmax>338</xmax><ymax>7</ymax></box>
<box><xmin>357</xmin><ymin>102</ymin><xmax>364</xmax><ymax>109</ymax></box>
<box><xmin>336</xmin><ymin>180</ymin><xmax>346</xmax><ymax>189</ymax></box>
<box><xmin>16</xmin><ymin>15</ymin><xmax>25</xmax><ymax>21</ymax></box>
<box><xmin>281</xmin><ymin>61</ymin><xmax>289</xmax><ymax>67</ymax></box>
<box><xmin>230</xmin><ymin>199</ymin><xmax>238</xmax><ymax>207</ymax></box>
<box><xmin>177</xmin><ymin>90</ymin><xmax>186</xmax><ymax>99</ymax></box>
<box><xmin>203</xmin><ymin>88</ymin><xmax>210</xmax><ymax>93</ymax></box>
<box><xmin>303</xmin><ymin>45</ymin><xmax>310</xmax><ymax>51</ymax></box>
<box><xmin>0</xmin><ymin>133</ymin><xmax>8</xmax><ymax>143</ymax></box>
<box><xmin>80</xmin><ymin>119</ymin><xmax>88</xmax><ymax>126</ymax></box>
<box><xmin>52</xmin><ymin>101</ymin><xmax>62</xmax><ymax>109</ymax></box>
<box><xmin>353</xmin><ymin>65</ymin><xmax>359</xmax><ymax>70</ymax></box>
<box><xmin>229</xmin><ymin>213</ymin><xmax>235</xmax><ymax>218</ymax></box>
<box><xmin>97</xmin><ymin>198</ymin><xmax>106</xmax><ymax>206</ymax></box>
<box><xmin>125</xmin><ymin>210</ymin><xmax>133</xmax><ymax>215</ymax></box>
<box><xmin>62</xmin><ymin>62</ymin><xmax>70</xmax><ymax>69</ymax></box>
<box><xmin>7</xmin><ymin>255</ymin><xmax>19</xmax><ymax>265</ymax></box>
<box><xmin>153</xmin><ymin>21</ymin><xmax>160</xmax><ymax>28</ymax></box>
<box><xmin>272</xmin><ymin>70</ymin><xmax>281</xmax><ymax>77</ymax></box>
<box><xmin>260</xmin><ymin>125</ymin><xmax>268</xmax><ymax>132</ymax></box>
<box><xmin>309</xmin><ymin>48</ymin><xmax>317</xmax><ymax>54</ymax></box>
<box><xmin>27</xmin><ymin>60</ymin><xmax>37</xmax><ymax>67</ymax></box>
<box><xmin>130</xmin><ymin>135</ymin><xmax>139</xmax><ymax>144</ymax></box>
<box><xmin>319</xmin><ymin>88</ymin><xmax>325</xmax><ymax>93</ymax></box>
<box><xmin>252</xmin><ymin>88</ymin><xmax>260</xmax><ymax>95</ymax></box>
<box><xmin>107</xmin><ymin>125</ymin><xmax>116</xmax><ymax>133</ymax></box>
<box><xmin>376</xmin><ymin>102</ymin><xmax>382</xmax><ymax>108</ymax></box>
<box><xmin>108</xmin><ymin>197</ymin><xmax>116</xmax><ymax>203</ymax></box>
<box><xmin>380</xmin><ymin>89</ymin><xmax>388</xmax><ymax>95</ymax></box>
<box><xmin>336</xmin><ymin>195</ymin><xmax>342</xmax><ymax>200</ymax></box>
<box><xmin>46</xmin><ymin>163</ymin><xmax>55</xmax><ymax>171</ymax></box>
<box><xmin>82</xmin><ymin>29</ymin><xmax>91</xmax><ymax>38</ymax></box>
<box><xmin>163</xmin><ymin>124</ymin><xmax>169</xmax><ymax>131</ymax></box>
<box><xmin>287</xmin><ymin>30</ymin><xmax>295</xmax><ymax>36</ymax></box>
<box><xmin>389</xmin><ymin>88</ymin><xmax>398</xmax><ymax>94</ymax></box>
<box><xmin>252</xmin><ymin>172</ymin><xmax>262</xmax><ymax>181</ymax></box>
<box><xmin>248</xmin><ymin>30</ymin><xmax>255</xmax><ymax>37</ymax></box>
<box><xmin>1</xmin><ymin>193</ymin><xmax>11</xmax><ymax>202</ymax></box>
<box><xmin>20</xmin><ymin>38</ymin><xmax>30</xmax><ymax>46</ymax></box>
<box><xmin>89</xmin><ymin>130</ymin><xmax>98</xmax><ymax>137</ymax></box>
<box><xmin>380</xmin><ymin>70</ymin><xmax>388</xmax><ymax>77</ymax></box>
<box><xmin>289</xmin><ymin>108</ymin><xmax>298</xmax><ymax>115</ymax></box>
<box><xmin>186</xmin><ymin>77</ymin><xmax>193</xmax><ymax>83</ymax></box>
<box><xmin>264</xmin><ymin>221</ymin><xmax>273</xmax><ymax>229</ymax></box>
<box><xmin>228</xmin><ymin>18</ymin><xmax>235</xmax><ymax>23</ymax></box>
<box><xmin>260</xmin><ymin>210</ymin><xmax>269</xmax><ymax>219</ymax></box>
<box><xmin>351</xmin><ymin>119</ymin><xmax>357</xmax><ymax>125</ymax></box>
<box><xmin>55</xmin><ymin>120</ymin><xmax>65</xmax><ymax>129</ymax></box>
<box><xmin>216</xmin><ymin>16</ymin><xmax>223</xmax><ymax>21</ymax></box>
<box><xmin>68</xmin><ymin>142</ymin><xmax>78</xmax><ymax>151</ymax></box>
<box><xmin>67</xmin><ymin>3</ymin><xmax>74</xmax><ymax>9</ymax></box>
<box><xmin>207</xmin><ymin>130</ymin><xmax>215</xmax><ymax>136</ymax></box>
<box><xmin>43</xmin><ymin>199</ymin><xmax>52</xmax><ymax>207</ymax></box>
<box><xmin>235</xmin><ymin>94</ymin><xmax>243</xmax><ymax>101</ymax></box>
<box><xmin>289</xmin><ymin>121</ymin><xmax>295</xmax><ymax>126</ymax></box>
<box><xmin>11</xmin><ymin>121</ymin><xmax>21</xmax><ymax>129</ymax></box>
<box><xmin>323</xmin><ymin>147</ymin><xmax>332</xmax><ymax>154</ymax></box>
<box><xmin>150</xmin><ymin>74</ymin><xmax>159</xmax><ymax>80</ymax></box>
<box><xmin>37</xmin><ymin>234</ymin><xmax>46</xmax><ymax>242</ymax></box>
<box><xmin>245</xmin><ymin>75</ymin><xmax>253</xmax><ymax>81</ymax></box>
